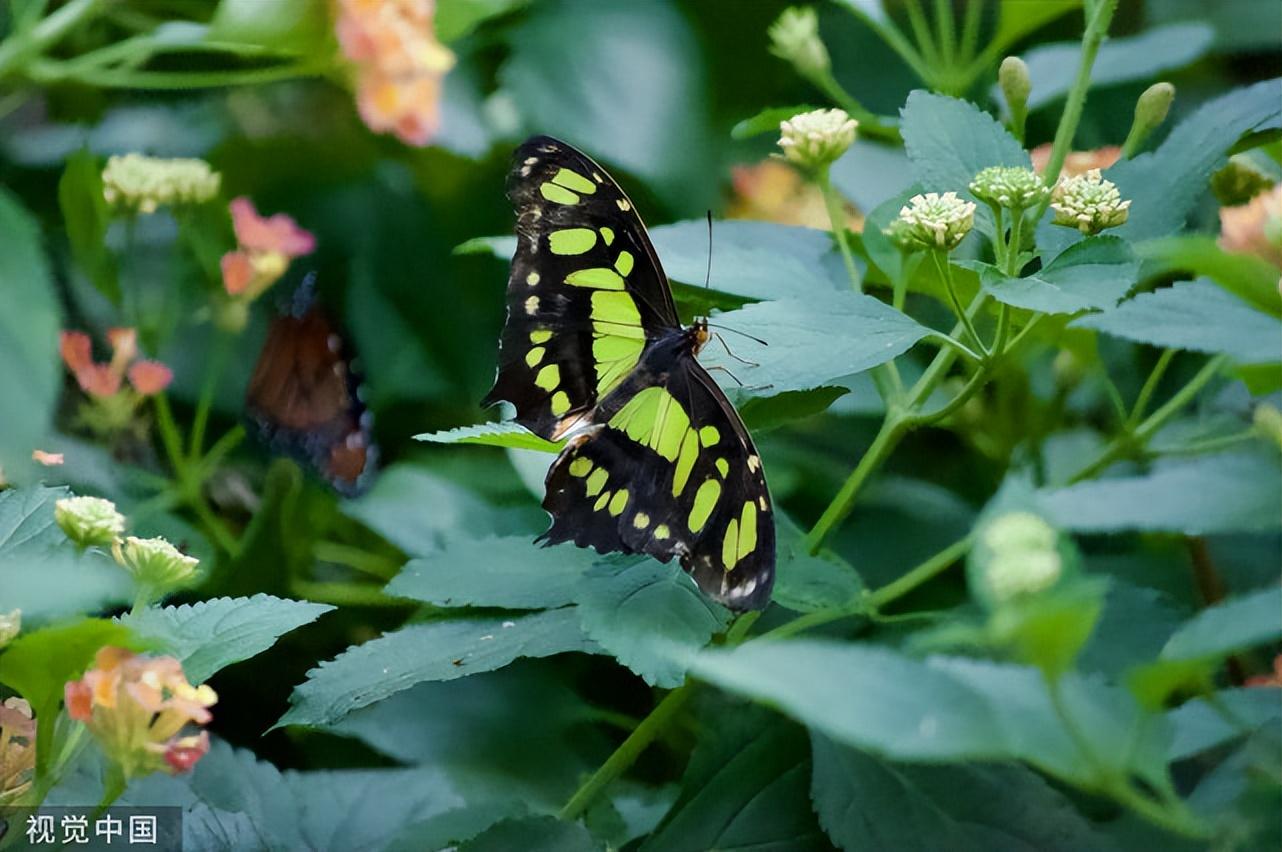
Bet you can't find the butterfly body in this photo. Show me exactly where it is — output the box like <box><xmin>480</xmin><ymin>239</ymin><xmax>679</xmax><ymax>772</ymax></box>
<box><xmin>484</xmin><ymin>137</ymin><xmax>775</xmax><ymax>610</ymax></box>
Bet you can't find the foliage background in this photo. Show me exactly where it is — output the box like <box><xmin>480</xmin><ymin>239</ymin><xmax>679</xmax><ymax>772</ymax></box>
<box><xmin>0</xmin><ymin>0</ymin><xmax>1280</xmax><ymax>849</ymax></box>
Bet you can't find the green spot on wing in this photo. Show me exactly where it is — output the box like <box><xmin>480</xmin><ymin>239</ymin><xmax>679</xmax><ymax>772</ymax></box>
<box><xmin>552</xmin><ymin>168</ymin><xmax>597</xmax><ymax>194</ymax></box>
<box><xmin>549</xmin><ymin>228</ymin><xmax>597</xmax><ymax>255</ymax></box>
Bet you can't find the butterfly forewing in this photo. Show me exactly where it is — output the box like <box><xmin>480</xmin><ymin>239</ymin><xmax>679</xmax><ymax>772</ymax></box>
<box><xmin>483</xmin><ymin>136</ymin><xmax>680</xmax><ymax>439</ymax></box>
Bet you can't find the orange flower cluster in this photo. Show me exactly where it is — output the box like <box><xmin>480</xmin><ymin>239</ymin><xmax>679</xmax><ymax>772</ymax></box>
<box><xmin>1219</xmin><ymin>184</ymin><xmax>1282</xmax><ymax>269</ymax></box>
<box><xmin>1030</xmin><ymin>144</ymin><xmax>1121</xmax><ymax>178</ymax></box>
<box><xmin>335</xmin><ymin>0</ymin><xmax>456</xmax><ymax>146</ymax></box>
<box><xmin>60</xmin><ymin>328</ymin><xmax>172</xmax><ymax>399</ymax></box>
<box><xmin>0</xmin><ymin>698</ymin><xmax>35</xmax><ymax>805</ymax></box>
<box><xmin>220</xmin><ymin>197</ymin><xmax>316</xmax><ymax>302</ymax></box>
<box><xmin>728</xmin><ymin>160</ymin><xmax>861</xmax><ymax>231</ymax></box>
<box><xmin>65</xmin><ymin>647</ymin><xmax>217</xmax><ymax>778</ymax></box>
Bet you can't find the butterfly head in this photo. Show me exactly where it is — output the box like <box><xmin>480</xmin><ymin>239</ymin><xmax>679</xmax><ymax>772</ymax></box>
<box><xmin>691</xmin><ymin>317</ymin><xmax>711</xmax><ymax>354</ymax></box>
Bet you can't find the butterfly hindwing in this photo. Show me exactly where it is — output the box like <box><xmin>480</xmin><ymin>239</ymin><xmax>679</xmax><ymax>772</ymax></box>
<box><xmin>483</xmin><ymin>136</ymin><xmax>680</xmax><ymax>439</ymax></box>
<box><xmin>541</xmin><ymin>354</ymin><xmax>775</xmax><ymax>610</ymax></box>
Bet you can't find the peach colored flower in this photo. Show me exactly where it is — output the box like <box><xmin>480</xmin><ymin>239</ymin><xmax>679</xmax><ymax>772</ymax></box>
<box><xmin>0</xmin><ymin>697</ymin><xmax>35</xmax><ymax>805</ymax></box>
<box><xmin>60</xmin><ymin>329</ymin><xmax>171</xmax><ymax>399</ymax></box>
<box><xmin>32</xmin><ymin>450</ymin><xmax>64</xmax><ymax>466</ymax></box>
<box><xmin>64</xmin><ymin>647</ymin><xmax>216</xmax><ymax>779</ymax></box>
<box><xmin>1219</xmin><ymin>184</ymin><xmax>1282</xmax><ymax>268</ymax></box>
<box><xmin>728</xmin><ymin>160</ymin><xmax>861</xmax><ymax>231</ymax></box>
<box><xmin>127</xmin><ymin>361</ymin><xmax>174</xmax><ymax>396</ymax></box>
<box><xmin>1030</xmin><ymin>144</ymin><xmax>1121</xmax><ymax>178</ymax></box>
<box><xmin>335</xmin><ymin>0</ymin><xmax>455</xmax><ymax>146</ymax></box>
<box><xmin>218</xmin><ymin>197</ymin><xmax>315</xmax><ymax>306</ymax></box>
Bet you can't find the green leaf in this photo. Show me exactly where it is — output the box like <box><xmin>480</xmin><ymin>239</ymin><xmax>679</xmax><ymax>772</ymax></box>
<box><xmin>1168</xmin><ymin>688</ymin><xmax>1282</xmax><ymax>761</ymax></box>
<box><xmin>1160</xmin><ymin>586</ymin><xmax>1282</xmax><ymax>664</ymax></box>
<box><xmin>1019</xmin><ymin>23</ymin><xmax>1214</xmax><ymax>111</ymax></box>
<box><xmin>701</xmin><ymin>291</ymin><xmax>933</xmax><ymax>395</ymax></box>
<box><xmin>1071</xmin><ymin>279</ymin><xmax>1282</xmax><ymax>364</ymax></box>
<box><xmin>331</xmin><ymin>666</ymin><xmax>606</xmax><ymax>811</ymax></box>
<box><xmin>498</xmin><ymin>1</ymin><xmax>714</xmax><ymax>209</ymax></box>
<box><xmin>415</xmin><ymin>422</ymin><xmax>562</xmax><ymax>453</ymax></box>
<box><xmin>1079</xmin><ymin>581</ymin><xmax>1190</xmax><ymax>680</ymax></box>
<box><xmin>772</xmin><ymin>514</ymin><xmax>864</xmax><ymax>614</ymax></box>
<box><xmin>387</xmin><ymin>536</ymin><xmax>596</xmax><ymax>610</ymax></box>
<box><xmin>1040</xmin><ymin>450</ymin><xmax>1282</xmax><ymax>535</ymax></box>
<box><xmin>276</xmin><ymin>608</ymin><xmax>598</xmax><ymax>728</ymax></box>
<box><xmin>1138</xmin><ymin>235</ymin><xmax>1282</xmax><ymax>318</ymax></box>
<box><xmin>642</xmin><ymin>710</ymin><xmax>830</xmax><ymax>852</ymax></box>
<box><xmin>0</xmin><ymin>618</ymin><xmax>135</xmax><ymax>726</ymax></box>
<box><xmin>436</xmin><ymin>0</ymin><xmax>527</xmax><ymax>42</ymax></box>
<box><xmin>831</xmin><ymin>141</ymin><xmax>914</xmax><ymax>213</ymax></box>
<box><xmin>207</xmin><ymin>0</ymin><xmax>328</xmax><ymax>53</ymax></box>
<box><xmin>343</xmin><ymin>463</ymin><xmax>541</xmax><ymax>557</ymax></box>
<box><xmin>119</xmin><ymin>595</ymin><xmax>334</xmax><ymax>683</ymax></box>
<box><xmin>1148</xmin><ymin>0</ymin><xmax>1282</xmax><ymax>52</ymax></box>
<box><xmin>1094</xmin><ymin>78</ymin><xmax>1282</xmax><ymax>245</ymax></box>
<box><xmin>731</xmin><ymin>105</ymin><xmax>820</xmax><ymax>140</ymax></box>
<box><xmin>900</xmin><ymin>91</ymin><xmax>1029</xmax><ymax>236</ymax></box>
<box><xmin>460</xmin><ymin>816</ymin><xmax>601</xmax><ymax>852</ymax></box>
<box><xmin>992</xmin><ymin>0</ymin><xmax>1080</xmax><ymax>51</ymax></box>
<box><xmin>0</xmin><ymin>189</ymin><xmax>63</xmax><ymax>484</ymax></box>
<box><xmin>0</xmin><ymin>485</ymin><xmax>132</xmax><ymax>623</ymax></box>
<box><xmin>739</xmin><ymin>387</ymin><xmax>850</xmax><ymax>433</ymax></box>
<box><xmin>970</xmin><ymin>236</ymin><xmax>1139</xmax><ymax>314</ymax></box>
<box><xmin>810</xmin><ymin>733</ymin><xmax>1111</xmax><ymax>851</ymax></box>
<box><xmin>576</xmin><ymin>560</ymin><xmax>729</xmax><ymax>688</ymax></box>
<box><xmin>57</xmin><ymin>148</ymin><xmax>119</xmax><ymax>304</ymax></box>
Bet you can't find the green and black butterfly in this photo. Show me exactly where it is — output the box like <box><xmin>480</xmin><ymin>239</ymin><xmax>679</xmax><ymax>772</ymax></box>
<box><xmin>483</xmin><ymin>136</ymin><xmax>775</xmax><ymax>611</ymax></box>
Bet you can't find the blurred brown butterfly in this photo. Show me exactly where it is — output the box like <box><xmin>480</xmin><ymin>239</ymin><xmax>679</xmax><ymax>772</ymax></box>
<box><xmin>246</xmin><ymin>276</ymin><xmax>377</xmax><ymax>495</ymax></box>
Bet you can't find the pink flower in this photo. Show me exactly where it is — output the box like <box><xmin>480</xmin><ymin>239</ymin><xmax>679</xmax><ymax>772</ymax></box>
<box><xmin>61</xmin><ymin>328</ymin><xmax>172</xmax><ymax>400</ymax></box>
<box><xmin>64</xmin><ymin>647</ymin><xmax>217</xmax><ymax>779</ymax></box>
<box><xmin>335</xmin><ymin>0</ymin><xmax>455</xmax><ymax>146</ymax></box>
<box><xmin>32</xmin><ymin>450</ymin><xmax>64</xmax><ymax>466</ymax></box>
<box><xmin>127</xmin><ymin>361</ymin><xmax>173</xmax><ymax>396</ymax></box>
<box><xmin>218</xmin><ymin>198</ymin><xmax>315</xmax><ymax>306</ymax></box>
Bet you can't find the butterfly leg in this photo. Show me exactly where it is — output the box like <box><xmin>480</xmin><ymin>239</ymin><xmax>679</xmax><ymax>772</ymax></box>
<box><xmin>714</xmin><ymin>333</ymin><xmax>760</xmax><ymax>368</ymax></box>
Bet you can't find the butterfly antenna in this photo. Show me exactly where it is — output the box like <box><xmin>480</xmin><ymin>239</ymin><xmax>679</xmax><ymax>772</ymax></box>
<box><xmin>703</xmin><ymin>210</ymin><xmax>713</xmax><ymax>291</ymax></box>
<box><xmin>706</xmin><ymin>323</ymin><xmax>769</xmax><ymax>347</ymax></box>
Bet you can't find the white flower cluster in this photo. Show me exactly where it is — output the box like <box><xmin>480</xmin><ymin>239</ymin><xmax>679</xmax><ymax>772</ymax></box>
<box><xmin>102</xmin><ymin>154</ymin><xmax>221</xmax><ymax>214</ymax></box>
<box><xmin>890</xmin><ymin>191</ymin><xmax>976</xmax><ymax>251</ymax></box>
<box><xmin>1051</xmin><ymin>168</ymin><xmax>1131</xmax><ymax>234</ymax></box>
<box><xmin>778</xmin><ymin>108</ymin><xmax>858</xmax><ymax>170</ymax></box>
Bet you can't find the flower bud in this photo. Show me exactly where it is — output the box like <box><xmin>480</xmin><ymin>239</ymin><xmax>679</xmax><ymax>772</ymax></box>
<box><xmin>778</xmin><ymin>108</ymin><xmax>858</xmax><ymax>170</ymax></box>
<box><xmin>979</xmin><ymin>511</ymin><xmax>1063</xmax><ymax>602</ymax></box>
<box><xmin>114</xmin><ymin>536</ymin><xmax>200</xmax><ymax>594</ymax></box>
<box><xmin>0</xmin><ymin>697</ymin><xmax>35</xmax><ymax>805</ymax></box>
<box><xmin>0</xmin><ymin>610</ymin><xmax>19</xmax><ymax>649</ymax></box>
<box><xmin>54</xmin><ymin>496</ymin><xmax>125</xmax><ymax>548</ymax></box>
<box><xmin>999</xmin><ymin>57</ymin><xmax>1030</xmax><ymax>137</ymax></box>
<box><xmin>969</xmin><ymin>166</ymin><xmax>1051</xmax><ymax>211</ymax></box>
<box><xmin>1123</xmin><ymin>82</ymin><xmax>1174</xmax><ymax>155</ymax></box>
<box><xmin>65</xmin><ymin>647</ymin><xmax>215</xmax><ymax>779</ymax></box>
<box><xmin>769</xmin><ymin>7</ymin><xmax>830</xmax><ymax>79</ymax></box>
<box><xmin>1051</xmin><ymin>169</ymin><xmax>1131</xmax><ymax>234</ymax></box>
<box><xmin>101</xmin><ymin>154</ymin><xmax>221</xmax><ymax>214</ymax></box>
<box><xmin>888</xmin><ymin>191</ymin><xmax>976</xmax><ymax>252</ymax></box>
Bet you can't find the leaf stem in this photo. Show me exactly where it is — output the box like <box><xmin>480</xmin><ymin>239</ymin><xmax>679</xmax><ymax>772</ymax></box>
<box><xmin>867</xmin><ymin>534</ymin><xmax>972</xmax><ymax>609</ymax></box>
<box><xmin>839</xmin><ymin>2</ymin><xmax>934</xmax><ymax>85</ymax></box>
<box><xmin>808</xmin><ymin>70</ymin><xmax>902</xmax><ymax>142</ymax></box>
<box><xmin>931</xmin><ymin>250</ymin><xmax>987</xmax><ymax>357</ymax></box>
<box><xmin>804</xmin><ymin>415</ymin><xmax>906</xmax><ymax>554</ymax></box>
<box><xmin>188</xmin><ymin>331</ymin><xmax>232</xmax><ymax>461</ymax></box>
<box><xmin>925</xmin><ymin>332</ymin><xmax>983</xmax><ymax>364</ymax></box>
<box><xmin>1127</xmin><ymin>348</ymin><xmax>1176</xmax><ymax>430</ymax></box>
<box><xmin>0</xmin><ymin>0</ymin><xmax>102</xmax><ymax>77</ymax></box>
<box><xmin>817</xmin><ymin>167</ymin><xmax>860</xmax><ymax>293</ymax></box>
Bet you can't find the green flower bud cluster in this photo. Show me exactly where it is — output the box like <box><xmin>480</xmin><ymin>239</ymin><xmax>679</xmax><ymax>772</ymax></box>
<box><xmin>970</xmin><ymin>166</ymin><xmax>1050</xmax><ymax>212</ymax></box>
<box><xmin>1051</xmin><ymin>169</ymin><xmax>1131</xmax><ymax>235</ymax></box>
<box><xmin>55</xmin><ymin>496</ymin><xmax>126</xmax><ymax>548</ymax></box>
<box><xmin>102</xmin><ymin>154</ymin><xmax>221</xmax><ymax>214</ymax></box>
<box><xmin>777</xmin><ymin>108</ymin><xmax>858</xmax><ymax>170</ymax></box>
<box><xmin>769</xmin><ymin>7</ymin><xmax>830</xmax><ymax>80</ymax></box>
<box><xmin>889</xmin><ymin>191</ymin><xmax>976</xmax><ymax>251</ymax></box>
<box><xmin>979</xmin><ymin>511</ymin><xmax>1063</xmax><ymax>602</ymax></box>
<box><xmin>114</xmin><ymin>536</ymin><xmax>200</xmax><ymax>593</ymax></box>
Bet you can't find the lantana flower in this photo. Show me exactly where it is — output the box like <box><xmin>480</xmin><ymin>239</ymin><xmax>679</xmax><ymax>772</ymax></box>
<box><xmin>335</xmin><ymin>0</ymin><xmax>456</xmax><ymax>146</ymax></box>
<box><xmin>978</xmin><ymin>511</ymin><xmax>1063</xmax><ymax>602</ymax></box>
<box><xmin>65</xmin><ymin>647</ymin><xmax>217</xmax><ymax>779</ymax></box>
<box><xmin>1050</xmin><ymin>169</ymin><xmax>1131</xmax><ymax>235</ymax></box>
<box><xmin>0</xmin><ymin>698</ymin><xmax>35</xmax><ymax>805</ymax></box>
<box><xmin>101</xmin><ymin>154</ymin><xmax>221</xmax><ymax>215</ymax></box>
<box><xmin>113</xmin><ymin>536</ymin><xmax>200</xmax><ymax>595</ymax></box>
<box><xmin>55</xmin><ymin>496</ymin><xmax>126</xmax><ymax>549</ymax></box>
<box><xmin>888</xmin><ymin>191</ymin><xmax>976</xmax><ymax>252</ymax></box>
<box><xmin>778</xmin><ymin>108</ymin><xmax>858</xmax><ymax>171</ymax></box>
<box><xmin>969</xmin><ymin>166</ymin><xmax>1050</xmax><ymax>212</ymax></box>
<box><xmin>60</xmin><ymin>328</ymin><xmax>172</xmax><ymax>436</ymax></box>
<box><xmin>728</xmin><ymin>160</ymin><xmax>860</xmax><ymax>231</ymax></box>
<box><xmin>1219</xmin><ymin>184</ymin><xmax>1282</xmax><ymax>268</ymax></box>
<box><xmin>32</xmin><ymin>449</ymin><xmax>64</xmax><ymax>466</ymax></box>
<box><xmin>768</xmin><ymin>7</ymin><xmax>830</xmax><ymax>80</ymax></box>
<box><xmin>218</xmin><ymin>197</ymin><xmax>316</xmax><ymax>324</ymax></box>
<box><xmin>1030</xmin><ymin>144</ymin><xmax>1121</xmax><ymax>178</ymax></box>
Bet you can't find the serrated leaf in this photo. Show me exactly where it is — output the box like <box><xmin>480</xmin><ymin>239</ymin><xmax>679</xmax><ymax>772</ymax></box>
<box><xmin>0</xmin><ymin>618</ymin><xmax>136</xmax><ymax>727</ymax></box>
<box><xmin>1168</xmin><ymin>688</ymin><xmax>1282</xmax><ymax>761</ymax></box>
<box><xmin>415</xmin><ymin>422</ymin><xmax>563</xmax><ymax>453</ymax></box>
<box><xmin>738</xmin><ymin>386</ymin><xmax>849</xmax><ymax>433</ymax></box>
<box><xmin>0</xmin><ymin>190</ymin><xmax>63</xmax><ymax>484</ymax></box>
<box><xmin>831</xmin><ymin>140</ymin><xmax>913</xmax><ymax>213</ymax></box>
<box><xmin>119</xmin><ymin>595</ymin><xmax>334</xmax><ymax>683</ymax></box>
<box><xmin>1018</xmin><ymin>23</ymin><xmax>1214</xmax><ymax>111</ymax></box>
<box><xmin>700</xmin><ymin>291</ymin><xmax>933</xmax><ymax>396</ymax></box>
<box><xmin>1040</xmin><ymin>450</ymin><xmax>1282</xmax><ymax>535</ymax></box>
<box><xmin>387</xmin><ymin>536</ymin><xmax>596</xmax><ymax>610</ymax></box>
<box><xmin>1071</xmin><ymin>279</ymin><xmax>1282</xmax><ymax>364</ymax></box>
<box><xmin>642</xmin><ymin>710</ymin><xmax>830</xmax><ymax>852</ymax></box>
<box><xmin>809</xmin><ymin>733</ymin><xmax>1112</xmax><ymax>852</ymax></box>
<box><xmin>1138</xmin><ymin>235</ymin><xmax>1282</xmax><ymax>318</ymax></box>
<box><xmin>900</xmin><ymin>91</ymin><xmax>1029</xmax><ymax>237</ymax></box>
<box><xmin>460</xmin><ymin>816</ymin><xmax>601</xmax><ymax>852</ymax></box>
<box><xmin>772</xmin><ymin>513</ymin><xmax>864</xmax><ymax>614</ymax></box>
<box><xmin>576</xmin><ymin>560</ymin><xmax>729</xmax><ymax>688</ymax></box>
<box><xmin>1160</xmin><ymin>586</ymin><xmax>1282</xmax><ymax>664</ymax></box>
<box><xmin>970</xmin><ymin>236</ymin><xmax>1139</xmax><ymax>314</ymax></box>
<box><xmin>0</xmin><ymin>485</ymin><xmax>132</xmax><ymax>622</ymax></box>
<box><xmin>277</xmin><ymin>608</ymin><xmax>598</xmax><ymax>728</ymax></box>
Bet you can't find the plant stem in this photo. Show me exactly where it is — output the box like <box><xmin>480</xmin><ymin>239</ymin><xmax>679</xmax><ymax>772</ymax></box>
<box><xmin>925</xmin><ymin>332</ymin><xmax>983</xmax><ymax>364</ymax></box>
<box><xmin>1127</xmin><ymin>348</ymin><xmax>1176</xmax><ymax>429</ymax></box>
<box><xmin>904</xmin><ymin>0</ymin><xmax>941</xmax><ymax>72</ymax></box>
<box><xmin>933</xmin><ymin>0</ymin><xmax>956</xmax><ymax>69</ymax></box>
<box><xmin>958</xmin><ymin>0</ymin><xmax>983</xmax><ymax>64</ymax></box>
<box><xmin>931</xmin><ymin>250</ymin><xmax>987</xmax><ymax>357</ymax></box>
<box><xmin>804</xmin><ymin>416</ymin><xmax>906</xmax><ymax>554</ymax></box>
<box><xmin>559</xmin><ymin>684</ymin><xmax>693</xmax><ymax>821</ymax></box>
<box><xmin>315</xmin><ymin>541</ymin><xmax>402</xmax><ymax>581</ymax></box>
<box><xmin>839</xmin><ymin>2</ymin><xmax>933</xmax><ymax>84</ymax></box>
<box><xmin>817</xmin><ymin>167</ymin><xmax>860</xmax><ymax>292</ymax></box>
<box><xmin>867</xmin><ymin>534</ymin><xmax>972</xmax><ymax>609</ymax></box>
<box><xmin>152</xmin><ymin>394</ymin><xmax>188</xmax><ymax>480</ymax></box>
<box><xmin>189</xmin><ymin>331</ymin><xmax>232</xmax><ymax>460</ymax></box>
<box><xmin>0</xmin><ymin>0</ymin><xmax>102</xmax><ymax>77</ymax></box>
<box><xmin>809</xmin><ymin>70</ymin><xmax>902</xmax><ymax>142</ymax></box>
<box><xmin>1035</xmin><ymin>0</ymin><xmax>1119</xmax><ymax>204</ymax></box>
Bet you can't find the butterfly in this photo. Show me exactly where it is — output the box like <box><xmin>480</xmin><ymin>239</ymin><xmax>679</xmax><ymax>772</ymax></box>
<box><xmin>483</xmin><ymin>136</ymin><xmax>775</xmax><ymax>611</ymax></box>
<box><xmin>246</xmin><ymin>278</ymin><xmax>378</xmax><ymax>496</ymax></box>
